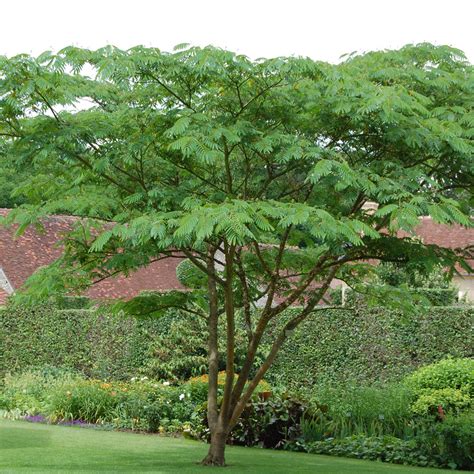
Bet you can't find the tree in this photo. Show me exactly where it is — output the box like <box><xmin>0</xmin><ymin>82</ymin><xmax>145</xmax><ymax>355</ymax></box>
<box><xmin>0</xmin><ymin>44</ymin><xmax>472</xmax><ymax>466</ymax></box>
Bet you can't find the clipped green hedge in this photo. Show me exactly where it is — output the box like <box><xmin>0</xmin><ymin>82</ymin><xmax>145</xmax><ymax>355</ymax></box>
<box><xmin>0</xmin><ymin>303</ymin><xmax>472</xmax><ymax>386</ymax></box>
<box><xmin>329</xmin><ymin>286</ymin><xmax>458</xmax><ymax>307</ymax></box>
<box><xmin>0</xmin><ymin>304</ymin><xmax>160</xmax><ymax>380</ymax></box>
<box><xmin>266</xmin><ymin>306</ymin><xmax>474</xmax><ymax>389</ymax></box>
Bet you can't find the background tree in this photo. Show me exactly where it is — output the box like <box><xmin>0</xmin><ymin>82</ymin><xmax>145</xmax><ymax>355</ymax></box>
<box><xmin>0</xmin><ymin>44</ymin><xmax>472</xmax><ymax>466</ymax></box>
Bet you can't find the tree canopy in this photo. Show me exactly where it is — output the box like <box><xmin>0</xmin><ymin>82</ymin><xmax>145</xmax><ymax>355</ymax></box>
<box><xmin>0</xmin><ymin>43</ymin><xmax>472</xmax><ymax>465</ymax></box>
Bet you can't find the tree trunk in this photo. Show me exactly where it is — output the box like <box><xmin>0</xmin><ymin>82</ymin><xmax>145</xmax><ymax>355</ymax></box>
<box><xmin>201</xmin><ymin>430</ymin><xmax>228</xmax><ymax>466</ymax></box>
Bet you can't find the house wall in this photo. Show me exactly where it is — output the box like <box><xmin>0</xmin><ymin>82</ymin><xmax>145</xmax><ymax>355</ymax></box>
<box><xmin>453</xmin><ymin>275</ymin><xmax>474</xmax><ymax>302</ymax></box>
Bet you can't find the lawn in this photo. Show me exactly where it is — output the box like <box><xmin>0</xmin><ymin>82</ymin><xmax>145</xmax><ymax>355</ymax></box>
<box><xmin>0</xmin><ymin>419</ymin><xmax>451</xmax><ymax>473</ymax></box>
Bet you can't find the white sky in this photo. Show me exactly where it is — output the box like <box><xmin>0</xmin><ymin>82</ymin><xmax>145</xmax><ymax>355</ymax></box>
<box><xmin>0</xmin><ymin>0</ymin><xmax>473</xmax><ymax>63</ymax></box>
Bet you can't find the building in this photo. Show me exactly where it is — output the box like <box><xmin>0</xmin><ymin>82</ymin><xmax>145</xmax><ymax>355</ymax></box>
<box><xmin>0</xmin><ymin>209</ymin><xmax>473</xmax><ymax>303</ymax></box>
<box><xmin>0</xmin><ymin>209</ymin><xmax>184</xmax><ymax>303</ymax></box>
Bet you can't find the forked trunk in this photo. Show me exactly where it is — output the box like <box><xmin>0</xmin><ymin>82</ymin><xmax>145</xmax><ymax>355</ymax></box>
<box><xmin>201</xmin><ymin>430</ymin><xmax>228</xmax><ymax>466</ymax></box>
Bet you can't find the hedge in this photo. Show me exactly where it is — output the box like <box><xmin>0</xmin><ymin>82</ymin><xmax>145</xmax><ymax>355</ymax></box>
<box><xmin>329</xmin><ymin>286</ymin><xmax>458</xmax><ymax>307</ymax></box>
<box><xmin>266</xmin><ymin>306</ymin><xmax>474</xmax><ymax>389</ymax></box>
<box><xmin>0</xmin><ymin>304</ymin><xmax>159</xmax><ymax>380</ymax></box>
<box><xmin>0</xmin><ymin>303</ymin><xmax>472</xmax><ymax>386</ymax></box>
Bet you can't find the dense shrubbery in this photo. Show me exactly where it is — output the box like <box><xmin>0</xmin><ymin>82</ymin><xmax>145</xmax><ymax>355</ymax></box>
<box><xmin>191</xmin><ymin>391</ymin><xmax>305</xmax><ymax>449</ymax></box>
<box><xmin>293</xmin><ymin>415</ymin><xmax>474</xmax><ymax>470</ymax></box>
<box><xmin>0</xmin><ymin>368</ymin><xmax>195</xmax><ymax>433</ymax></box>
<box><xmin>1</xmin><ymin>358</ymin><xmax>473</xmax><ymax>469</ymax></box>
<box><xmin>1</xmin><ymin>303</ymin><xmax>472</xmax><ymax>387</ymax></box>
<box><xmin>302</xmin><ymin>384</ymin><xmax>416</xmax><ymax>440</ymax></box>
<box><xmin>330</xmin><ymin>286</ymin><xmax>459</xmax><ymax>307</ymax></box>
<box><xmin>293</xmin><ymin>359</ymin><xmax>474</xmax><ymax>470</ymax></box>
<box><xmin>296</xmin><ymin>436</ymin><xmax>435</xmax><ymax>467</ymax></box>
<box><xmin>405</xmin><ymin>358</ymin><xmax>474</xmax><ymax>417</ymax></box>
<box><xmin>1</xmin><ymin>300</ymin><xmax>473</xmax><ymax>469</ymax></box>
<box><xmin>268</xmin><ymin>306</ymin><xmax>473</xmax><ymax>389</ymax></box>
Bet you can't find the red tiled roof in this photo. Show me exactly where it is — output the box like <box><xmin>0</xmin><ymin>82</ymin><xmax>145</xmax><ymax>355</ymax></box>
<box><xmin>409</xmin><ymin>218</ymin><xmax>473</xmax><ymax>274</ymax></box>
<box><xmin>0</xmin><ymin>209</ymin><xmax>472</xmax><ymax>301</ymax></box>
<box><xmin>0</xmin><ymin>209</ymin><xmax>184</xmax><ymax>299</ymax></box>
<box><xmin>413</xmin><ymin>217</ymin><xmax>473</xmax><ymax>250</ymax></box>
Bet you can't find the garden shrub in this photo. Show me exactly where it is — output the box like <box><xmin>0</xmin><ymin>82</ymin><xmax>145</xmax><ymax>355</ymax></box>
<box><xmin>47</xmin><ymin>379</ymin><xmax>125</xmax><ymax>423</ymax></box>
<box><xmin>302</xmin><ymin>384</ymin><xmax>415</xmax><ymax>440</ymax></box>
<box><xmin>330</xmin><ymin>286</ymin><xmax>458</xmax><ymax>307</ymax></box>
<box><xmin>1</xmin><ymin>303</ymin><xmax>472</xmax><ymax>388</ymax></box>
<box><xmin>192</xmin><ymin>392</ymin><xmax>307</xmax><ymax>449</ymax></box>
<box><xmin>267</xmin><ymin>306</ymin><xmax>473</xmax><ymax>390</ymax></box>
<box><xmin>433</xmin><ymin>411</ymin><xmax>474</xmax><ymax>470</ymax></box>
<box><xmin>0</xmin><ymin>369</ymin><xmax>195</xmax><ymax>433</ymax></box>
<box><xmin>0</xmin><ymin>304</ymin><xmax>144</xmax><ymax>380</ymax></box>
<box><xmin>297</xmin><ymin>435</ymin><xmax>438</xmax><ymax>468</ymax></box>
<box><xmin>0</xmin><ymin>367</ymin><xmax>78</xmax><ymax>415</ymax></box>
<box><xmin>404</xmin><ymin>358</ymin><xmax>473</xmax><ymax>417</ymax></box>
<box><xmin>404</xmin><ymin>358</ymin><xmax>474</xmax><ymax>396</ymax></box>
<box><xmin>294</xmin><ymin>413</ymin><xmax>474</xmax><ymax>471</ymax></box>
<box><xmin>411</xmin><ymin>388</ymin><xmax>471</xmax><ymax>417</ymax></box>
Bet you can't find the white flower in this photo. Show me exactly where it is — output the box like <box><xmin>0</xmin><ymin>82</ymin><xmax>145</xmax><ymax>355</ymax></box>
<box><xmin>130</xmin><ymin>377</ymin><xmax>137</xmax><ymax>382</ymax></box>
<box><xmin>179</xmin><ymin>393</ymin><xmax>185</xmax><ymax>400</ymax></box>
<box><xmin>153</xmin><ymin>383</ymin><xmax>159</xmax><ymax>388</ymax></box>
<box><xmin>162</xmin><ymin>381</ymin><xmax>170</xmax><ymax>386</ymax></box>
<box><xmin>140</xmin><ymin>376</ymin><xmax>149</xmax><ymax>382</ymax></box>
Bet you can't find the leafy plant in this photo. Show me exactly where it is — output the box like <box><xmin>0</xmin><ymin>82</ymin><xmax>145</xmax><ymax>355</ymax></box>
<box><xmin>433</xmin><ymin>411</ymin><xmax>474</xmax><ymax>470</ymax></box>
<box><xmin>302</xmin><ymin>384</ymin><xmax>415</xmax><ymax>440</ymax></box>
<box><xmin>298</xmin><ymin>435</ymin><xmax>438</xmax><ymax>468</ymax></box>
<box><xmin>0</xmin><ymin>367</ymin><xmax>78</xmax><ymax>415</ymax></box>
<box><xmin>411</xmin><ymin>388</ymin><xmax>471</xmax><ymax>417</ymax></box>
<box><xmin>405</xmin><ymin>358</ymin><xmax>474</xmax><ymax>396</ymax></box>
<box><xmin>192</xmin><ymin>392</ymin><xmax>306</xmax><ymax>449</ymax></box>
<box><xmin>2</xmin><ymin>43</ymin><xmax>472</xmax><ymax>465</ymax></box>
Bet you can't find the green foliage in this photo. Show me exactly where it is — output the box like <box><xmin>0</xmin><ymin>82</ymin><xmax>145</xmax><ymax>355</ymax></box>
<box><xmin>405</xmin><ymin>358</ymin><xmax>474</xmax><ymax>397</ymax></box>
<box><xmin>330</xmin><ymin>286</ymin><xmax>458</xmax><ymax>307</ymax></box>
<box><xmin>375</xmin><ymin>262</ymin><xmax>453</xmax><ymax>289</ymax></box>
<box><xmin>0</xmin><ymin>304</ymin><xmax>147</xmax><ymax>380</ymax></box>
<box><xmin>0</xmin><ymin>367</ymin><xmax>77</xmax><ymax>415</ymax></box>
<box><xmin>0</xmin><ymin>163</ymin><xmax>29</xmax><ymax>208</ymax></box>
<box><xmin>175</xmin><ymin>259</ymin><xmax>207</xmax><ymax>289</ymax></box>
<box><xmin>0</xmin><ymin>42</ymin><xmax>472</xmax><ymax>319</ymax></box>
<box><xmin>47</xmin><ymin>379</ymin><xmax>123</xmax><ymax>423</ymax></box>
<box><xmin>411</xmin><ymin>388</ymin><xmax>471</xmax><ymax>416</ymax></box>
<box><xmin>192</xmin><ymin>393</ymin><xmax>307</xmax><ymax>449</ymax></box>
<box><xmin>2</xmin><ymin>304</ymin><xmax>472</xmax><ymax>387</ymax></box>
<box><xmin>0</xmin><ymin>369</ymin><xmax>195</xmax><ymax>433</ymax></box>
<box><xmin>303</xmin><ymin>384</ymin><xmax>415</xmax><ymax>440</ymax></box>
<box><xmin>268</xmin><ymin>307</ymin><xmax>474</xmax><ymax>389</ymax></box>
<box><xmin>298</xmin><ymin>435</ymin><xmax>438</xmax><ymax>469</ymax></box>
<box><xmin>431</xmin><ymin>411</ymin><xmax>474</xmax><ymax>470</ymax></box>
<box><xmin>404</xmin><ymin>358</ymin><xmax>474</xmax><ymax>417</ymax></box>
<box><xmin>144</xmin><ymin>313</ymin><xmax>209</xmax><ymax>381</ymax></box>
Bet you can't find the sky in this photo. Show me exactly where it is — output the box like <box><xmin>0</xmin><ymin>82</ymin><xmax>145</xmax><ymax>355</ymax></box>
<box><xmin>0</xmin><ymin>0</ymin><xmax>473</xmax><ymax>63</ymax></box>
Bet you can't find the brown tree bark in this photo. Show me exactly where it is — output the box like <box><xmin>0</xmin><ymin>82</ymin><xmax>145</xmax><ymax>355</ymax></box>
<box><xmin>201</xmin><ymin>429</ymin><xmax>228</xmax><ymax>466</ymax></box>
<box><xmin>201</xmin><ymin>249</ymin><xmax>341</xmax><ymax>466</ymax></box>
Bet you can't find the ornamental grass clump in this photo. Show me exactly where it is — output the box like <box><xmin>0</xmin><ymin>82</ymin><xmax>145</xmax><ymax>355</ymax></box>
<box><xmin>303</xmin><ymin>384</ymin><xmax>415</xmax><ymax>440</ymax></box>
<box><xmin>47</xmin><ymin>379</ymin><xmax>127</xmax><ymax>423</ymax></box>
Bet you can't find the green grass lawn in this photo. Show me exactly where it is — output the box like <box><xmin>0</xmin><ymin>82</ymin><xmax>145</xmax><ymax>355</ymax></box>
<box><xmin>0</xmin><ymin>419</ymin><xmax>452</xmax><ymax>473</ymax></box>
